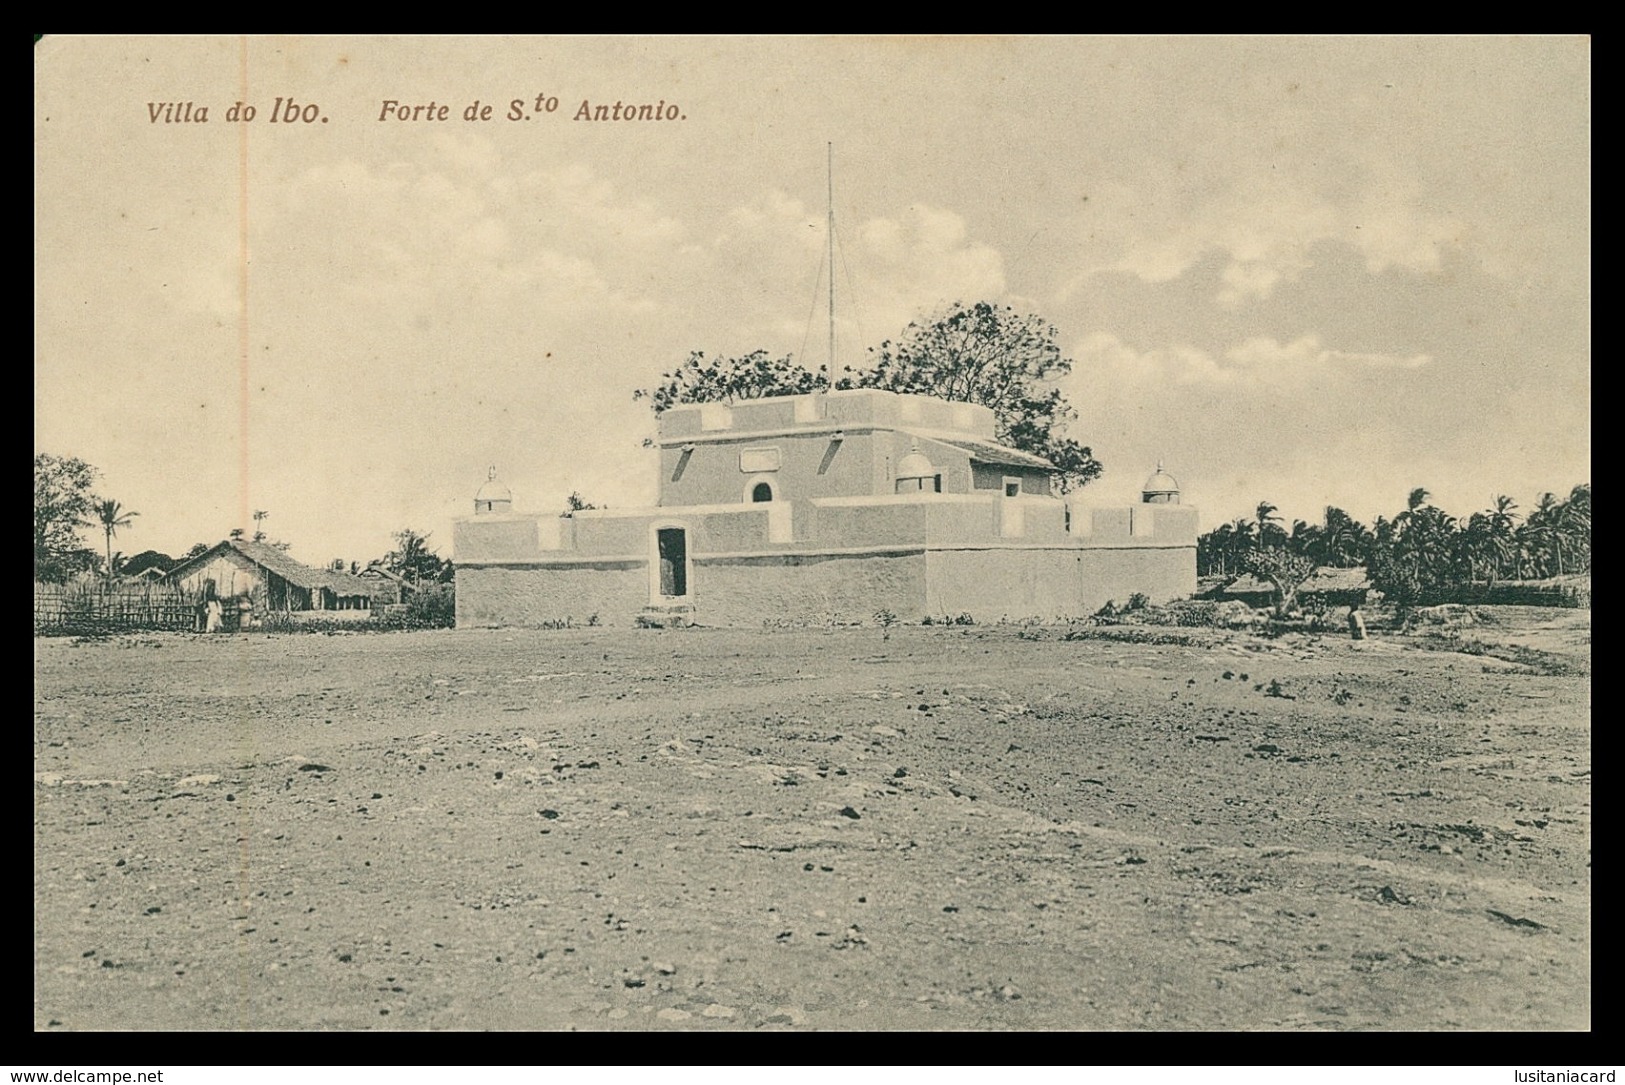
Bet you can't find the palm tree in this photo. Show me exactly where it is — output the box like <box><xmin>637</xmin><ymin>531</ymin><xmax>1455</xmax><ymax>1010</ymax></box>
<box><xmin>388</xmin><ymin>528</ymin><xmax>444</xmax><ymax>585</ymax></box>
<box><xmin>1485</xmin><ymin>496</ymin><xmax>1520</xmax><ymax>583</ymax></box>
<box><xmin>1230</xmin><ymin>516</ymin><xmax>1257</xmax><ymax>573</ymax></box>
<box><xmin>1560</xmin><ymin>485</ymin><xmax>1591</xmax><ymax>574</ymax></box>
<box><xmin>1526</xmin><ymin>492</ymin><xmax>1564</xmax><ymax>576</ymax></box>
<box><xmin>95</xmin><ymin>499</ymin><xmax>137</xmax><ymax>581</ymax></box>
<box><xmin>1289</xmin><ymin>518</ymin><xmax>1317</xmax><ymax>555</ymax></box>
<box><xmin>1463</xmin><ymin>512</ymin><xmax>1501</xmax><ymax>586</ymax></box>
<box><xmin>1254</xmin><ymin>500</ymin><xmax>1287</xmax><ymax>549</ymax></box>
<box><xmin>1322</xmin><ymin>506</ymin><xmax>1370</xmax><ymax>568</ymax></box>
<box><xmin>1198</xmin><ymin>521</ymin><xmax>1242</xmax><ymax>576</ymax></box>
<box><xmin>1490</xmin><ymin>494</ymin><xmax>1520</xmax><ymax>531</ymax></box>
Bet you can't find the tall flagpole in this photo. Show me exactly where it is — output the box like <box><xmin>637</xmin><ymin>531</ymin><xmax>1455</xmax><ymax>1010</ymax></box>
<box><xmin>827</xmin><ymin>141</ymin><xmax>835</xmax><ymax>390</ymax></box>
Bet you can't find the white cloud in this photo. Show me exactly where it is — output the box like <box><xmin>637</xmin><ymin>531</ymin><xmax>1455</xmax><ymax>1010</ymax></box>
<box><xmin>848</xmin><ymin>205</ymin><xmax>1007</xmax><ymax>340</ymax></box>
<box><xmin>1073</xmin><ymin>332</ymin><xmax>1233</xmax><ymax>386</ymax></box>
<box><xmin>1226</xmin><ymin>335</ymin><xmax>1431</xmax><ymax>371</ymax></box>
<box><xmin>1065</xmin><ymin>168</ymin><xmax>1466</xmax><ymax>309</ymax></box>
<box><xmin>1073</xmin><ymin>332</ymin><xmax>1431</xmax><ymax>393</ymax></box>
<box><xmin>700</xmin><ymin>195</ymin><xmax>1011</xmax><ymax>355</ymax></box>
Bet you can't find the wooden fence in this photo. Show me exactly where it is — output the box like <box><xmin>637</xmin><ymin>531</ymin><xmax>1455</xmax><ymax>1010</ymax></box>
<box><xmin>34</xmin><ymin>581</ymin><xmax>202</xmax><ymax>634</ymax></box>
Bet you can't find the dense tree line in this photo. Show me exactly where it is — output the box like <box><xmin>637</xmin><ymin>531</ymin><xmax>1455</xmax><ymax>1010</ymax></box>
<box><xmin>35</xmin><ymin>454</ymin><xmax>141</xmax><ymax>583</ymax></box>
<box><xmin>36</xmin><ymin>452</ymin><xmax>455</xmax><ymax>589</ymax></box>
<box><xmin>1199</xmin><ymin>485</ymin><xmax>1591</xmax><ymax>605</ymax></box>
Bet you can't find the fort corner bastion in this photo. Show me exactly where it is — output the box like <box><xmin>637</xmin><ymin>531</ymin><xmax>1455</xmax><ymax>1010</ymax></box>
<box><xmin>452</xmin><ymin>388</ymin><xmax>1196</xmax><ymax>628</ymax></box>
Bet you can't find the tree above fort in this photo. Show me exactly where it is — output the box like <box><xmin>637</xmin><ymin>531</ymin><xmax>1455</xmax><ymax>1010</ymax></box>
<box><xmin>636</xmin><ymin>302</ymin><xmax>1103</xmax><ymax>493</ymax></box>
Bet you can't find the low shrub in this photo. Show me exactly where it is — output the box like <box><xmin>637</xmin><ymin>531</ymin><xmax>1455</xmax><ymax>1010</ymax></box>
<box><xmin>404</xmin><ymin>586</ymin><xmax>456</xmax><ymax>628</ymax></box>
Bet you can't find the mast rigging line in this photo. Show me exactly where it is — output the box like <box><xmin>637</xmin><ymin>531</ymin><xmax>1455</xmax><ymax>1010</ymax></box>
<box><xmin>798</xmin><ymin>143</ymin><xmax>868</xmax><ymax>390</ymax></box>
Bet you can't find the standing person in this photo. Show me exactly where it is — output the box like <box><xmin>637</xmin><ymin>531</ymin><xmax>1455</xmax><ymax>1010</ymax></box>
<box><xmin>204</xmin><ymin>581</ymin><xmax>223</xmax><ymax>634</ymax></box>
<box><xmin>1347</xmin><ymin>601</ymin><xmax>1367</xmax><ymax>641</ymax></box>
<box><xmin>196</xmin><ymin>578</ymin><xmax>215</xmax><ymax>633</ymax></box>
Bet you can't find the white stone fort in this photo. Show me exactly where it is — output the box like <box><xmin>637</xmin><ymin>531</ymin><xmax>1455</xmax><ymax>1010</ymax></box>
<box><xmin>452</xmin><ymin>388</ymin><xmax>1195</xmax><ymax>627</ymax></box>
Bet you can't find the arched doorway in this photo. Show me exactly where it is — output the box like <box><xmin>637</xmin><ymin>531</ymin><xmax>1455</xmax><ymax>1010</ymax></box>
<box><xmin>751</xmin><ymin>482</ymin><xmax>774</xmax><ymax>502</ymax></box>
<box><xmin>656</xmin><ymin>527</ymin><xmax>688</xmax><ymax>599</ymax></box>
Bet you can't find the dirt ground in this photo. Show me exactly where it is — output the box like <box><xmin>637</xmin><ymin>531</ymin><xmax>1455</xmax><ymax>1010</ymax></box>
<box><xmin>34</xmin><ymin>607</ymin><xmax>1590</xmax><ymax>1031</ymax></box>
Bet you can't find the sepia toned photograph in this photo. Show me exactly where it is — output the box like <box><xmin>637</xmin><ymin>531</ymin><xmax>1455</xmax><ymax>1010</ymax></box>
<box><xmin>35</xmin><ymin>35</ymin><xmax>1589</xmax><ymax>1031</ymax></box>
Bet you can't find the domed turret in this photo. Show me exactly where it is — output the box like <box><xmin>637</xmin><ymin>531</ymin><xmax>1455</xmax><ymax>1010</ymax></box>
<box><xmin>895</xmin><ymin>440</ymin><xmax>938</xmax><ymax>493</ymax></box>
<box><xmin>1141</xmin><ymin>461</ymin><xmax>1180</xmax><ymax>504</ymax></box>
<box><xmin>474</xmin><ymin>467</ymin><xmax>513</xmax><ymax>515</ymax></box>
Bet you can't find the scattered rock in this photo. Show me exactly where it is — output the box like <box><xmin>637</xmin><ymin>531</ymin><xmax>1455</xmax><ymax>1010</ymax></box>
<box><xmin>655</xmin><ymin>1007</ymin><xmax>691</xmax><ymax>1021</ymax></box>
<box><xmin>1486</xmin><ymin>909</ymin><xmax>1546</xmax><ymax>930</ymax></box>
<box><xmin>297</xmin><ymin>764</ymin><xmax>332</xmax><ymax>773</ymax></box>
<box><xmin>701</xmin><ymin>1004</ymin><xmax>736</xmax><ymax>1019</ymax></box>
<box><xmin>838</xmin><ymin>806</ymin><xmax>861</xmax><ymax>819</ymax></box>
<box><xmin>1376</xmin><ymin>885</ymin><xmax>1411</xmax><ymax>906</ymax></box>
<box><xmin>176</xmin><ymin>774</ymin><xmax>221</xmax><ymax>787</ymax></box>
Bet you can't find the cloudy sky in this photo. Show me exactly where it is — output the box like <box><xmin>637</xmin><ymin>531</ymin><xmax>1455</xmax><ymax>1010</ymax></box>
<box><xmin>35</xmin><ymin>35</ymin><xmax>1590</xmax><ymax>567</ymax></box>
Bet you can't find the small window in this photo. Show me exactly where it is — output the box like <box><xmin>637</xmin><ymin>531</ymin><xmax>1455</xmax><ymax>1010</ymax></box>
<box><xmin>752</xmin><ymin>482</ymin><xmax>774</xmax><ymax>503</ymax></box>
<box><xmin>1004</xmin><ymin>478</ymin><xmax>1021</xmax><ymax>498</ymax></box>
